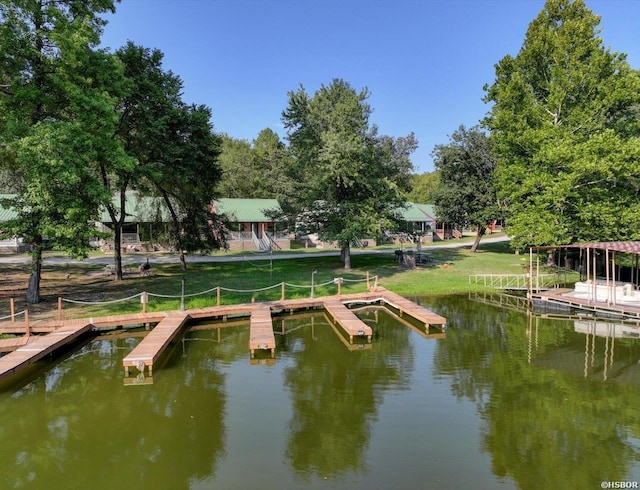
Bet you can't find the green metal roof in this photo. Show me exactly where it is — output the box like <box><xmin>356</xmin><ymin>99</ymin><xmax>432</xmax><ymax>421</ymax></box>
<box><xmin>399</xmin><ymin>202</ymin><xmax>436</xmax><ymax>222</ymax></box>
<box><xmin>98</xmin><ymin>192</ymin><xmax>171</xmax><ymax>223</ymax></box>
<box><xmin>0</xmin><ymin>194</ymin><xmax>18</xmax><ymax>222</ymax></box>
<box><xmin>214</xmin><ymin>198</ymin><xmax>281</xmax><ymax>223</ymax></box>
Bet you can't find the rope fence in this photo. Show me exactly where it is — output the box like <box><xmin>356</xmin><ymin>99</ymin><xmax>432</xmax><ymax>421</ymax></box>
<box><xmin>50</xmin><ymin>271</ymin><xmax>379</xmax><ymax>320</ymax></box>
<box><xmin>0</xmin><ymin>298</ymin><xmax>26</xmax><ymax>324</ymax></box>
<box><xmin>0</xmin><ymin>309</ymin><xmax>25</xmax><ymax>322</ymax></box>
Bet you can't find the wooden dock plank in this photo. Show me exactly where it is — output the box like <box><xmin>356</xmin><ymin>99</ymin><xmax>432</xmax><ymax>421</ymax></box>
<box><xmin>122</xmin><ymin>312</ymin><xmax>189</xmax><ymax>376</ymax></box>
<box><xmin>249</xmin><ymin>304</ymin><xmax>275</xmax><ymax>358</ymax></box>
<box><xmin>0</xmin><ymin>336</ymin><xmax>31</xmax><ymax>353</ymax></box>
<box><xmin>322</xmin><ymin>297</ymin><xmax>372</xmax><ymax>342</ymax></box>
<box><xmin>375</xmin><ymin>288</ymin><xmax>447</xmax><ymax>328</ymax></box>
<box><xmin>0</xmin><ymin>322</ymin><xmax>93</xmax><ymax>382</ymax></box>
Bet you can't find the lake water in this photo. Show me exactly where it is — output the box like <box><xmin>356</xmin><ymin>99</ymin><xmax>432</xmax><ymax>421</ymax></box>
<box><xmin>1</xmin><ymin>294</ymin><xmax>640</xmax><ymax>490</ymax></box>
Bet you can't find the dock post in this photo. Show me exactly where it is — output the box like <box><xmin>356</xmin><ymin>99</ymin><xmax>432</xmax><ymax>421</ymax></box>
<box><xmin>10</xmin><ymin>297</ymin><xmax>15</xmax><ymax>322</ymax></box>
<box><xmin>281</xmin><ymin>282</ymin><xmax>285</xmax><ymax>301</ymax></box>
<box><xmin>374</xmin><ymin>276</ymin><xmax>378</xmax><ymax>289</ymax></box>
<box><xmin>141</xmin><ymin>292</ymin><xmax>147</xmax><ymax>313</ymax></box>
<box><xmin>337</xmin><ymin>278</ymin><xmax>342</xmax><ymax>296</ymax></box>
<box><xmin>217</xmin><ymin>286</ymin><xmax>221</xmax><ymax>307</ymax></box>
<box><xmin>57</xmin><ymin>297</ymin><xmax>62</xmax><ymax>320</ymax></box>
<box><xmin>366</xmin><ymin>272</ymin><xmax>370</xmax><ymax>289</ymax></box>
<box><xmin>25</xmin><ymin>308</ymin><xmax>30</xmax><ymax>338</ymax></box>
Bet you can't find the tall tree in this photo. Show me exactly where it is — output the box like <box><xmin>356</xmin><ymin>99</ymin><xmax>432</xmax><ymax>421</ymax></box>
<box><xmin>0</xmin><ymin>0</ymin><xmax>124</xmax><ymax>302</ymax></box>
<box><xmin>150</xmin><ymin>103</ymin><xmax>225</xmax><ymax>270</ymax></box>
<box><xmin>114</xmin><ymin>42</ymin><xmax>224</xmax><ymax>273</ymax></box>
<box><xmin>484</xmin><ymin>0</ymin><xmax>640</xmax><ymax>249</ymax></box>
<box><xmin>251</xmin><ymin>128</ymin><xmax>294</xmax><ymax>201</ymax></box>
<box><xmin>282</xmin><ymin>79</ymin><xmax>415</xmax><ymax>269</ymax></box>
<box><xmin>216</xmin><ymin>129</ymin><xmax>293</xmax><ymax>201</ymax></box>
<box><xmin>408</xmin><ymin>171</ymin><xmax>440</xmax><ymax>204</ymax></box>
<box><xmin>216</xmin><ymin>135</ymin><xmax>254</xmax><ymax>198</ymax></box>
<box><xmin>431</xmin><ymin>125</ymin><xmax>499</xmax><ymax>252</ymax></box>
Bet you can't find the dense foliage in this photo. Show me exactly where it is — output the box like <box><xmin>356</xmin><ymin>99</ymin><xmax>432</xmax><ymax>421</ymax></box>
<box><xmin>484</xmin><ymin>0</ymin><xmax>640</xmax><ymax>249</ymax></box>
<box><xmin>0</xmin><ymin>0</ymin><xmax>124</xmax><ymax>301</ymax></box>
<box><xmin>281</xmin><ymin>79</ymin><xmax>416</xmax><ymax>269</ymax></box>
<box><xmin>432</xmin><ymin>125</ymin><xmax>499</xmax><ymax>252</ymax></box>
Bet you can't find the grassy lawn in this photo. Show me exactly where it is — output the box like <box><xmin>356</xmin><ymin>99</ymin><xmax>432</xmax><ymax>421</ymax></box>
<box><xmin>0</xmin><ymin>238</ymin><xmax>575</xmax><ymax>320</ymax></box>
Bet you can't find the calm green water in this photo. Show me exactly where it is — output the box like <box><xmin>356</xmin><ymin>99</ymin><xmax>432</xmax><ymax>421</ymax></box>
<box><xmin>1</xmin><ymin>295</ymin><xmax>640</xmax><ymax>490</ymax></box>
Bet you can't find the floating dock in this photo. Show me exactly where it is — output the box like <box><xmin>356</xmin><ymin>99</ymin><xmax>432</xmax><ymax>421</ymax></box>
<box><xmin>534</xmin><ymin>288</ymin><xmax>640</xmax><ymax>320</ymax></box>
<box><xmin>122</xmin><ymin>312</ymin><xmax>189</xmax><ymax>377</ymax></box>
<box><xmin>0</xmin><ymin>289</ymin><xmax>446</xmax><ymax>385</ymax></box>
<box><xmin>373</xmin><ymin>288</ymin><xmax>447</xmax><ymax>330</ymax></box>
<box><xmin>249</xmin><ymin>304</ymin><xmax>276</xmax><ymax>358</ymax></box>
<box><xmin>323</xmin><ymin>297</ymin><xmax>373</xmax><ymax>341</ymax></box>
<box><xmin>0</xmin><ymin>320</ymin><xmax>93</xmax><ymax>383</ymax></box>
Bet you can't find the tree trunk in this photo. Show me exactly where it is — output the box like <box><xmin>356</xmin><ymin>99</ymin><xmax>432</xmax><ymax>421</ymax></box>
<box><xmin>470</xmin><ymin>225</ymin><xmax>486</xmax><ymax>253</ymax></box>
<box><xmin>113</xmin><ymin>224</ymin><xmax>123</xmax><ymax>280</ymax></box>
<box><xmin>161</xmin><ymin>190</ymin><xmax>188</xmax><ymax>272</ymax></box>
<box><xmin>341</xmin><ymin>241</ymin><xmax>352</xmax><ymax>270</ymax></box>
<box><xmin>26</xmin><ymin>238</ymin><xmax>43</xmax><ymax>304</ymax></box>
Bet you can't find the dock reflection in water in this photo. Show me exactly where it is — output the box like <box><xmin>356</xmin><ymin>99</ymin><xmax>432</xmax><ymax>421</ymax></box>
<box><xmin>2</xmin><ymin>297</ymin><xmax>640</xmax><ymax>489</ymax></box>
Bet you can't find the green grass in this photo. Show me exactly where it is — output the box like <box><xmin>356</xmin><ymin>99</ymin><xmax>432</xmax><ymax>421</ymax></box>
<box><xmin>4</xmin><ymin>238</ymin><xmax>577</xmax><ymax>320</ymax></box>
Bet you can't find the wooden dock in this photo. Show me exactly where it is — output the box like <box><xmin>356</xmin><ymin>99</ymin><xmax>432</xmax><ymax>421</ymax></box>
<box><xmin>0</xmin><ymin>289</ymin><xmax>447</xmax><ymax>385</ymax></box>
<box><xmin>249</xmin><ymin>304</ymin><xmax>276</xmax><ymax>358</ymax></box>
<box><xmin>533</xmin><ymin>288</ymin><xmax>640</xmax><ymax>320</ymax></box>
<box><xmin>0</xmin><ymin>320</ymin><xmax>93</xmax><ymax>383</ymax></box>
<box><xmin>0</xmin><ymin>336</ymin><xmax>31</xmax><ymax>353</ymax></box>
<box><xmin>323</xmin><ymin>297</ymin><xmax>373</xmax><ymax>341</ymax></box>
<box><xmin>324</xmin><ymin>313</ymin><xmax>373</xmax><ymax>351</ymax></box>
<box><xmin>374</xmin><ymin>288</ymin><xmax>447</xmax><ymax>330</ymax></box>
<box><xmin>122</xmin><ymin>312</ymin><xmax>189</xmax><ymax>377</ymax></box>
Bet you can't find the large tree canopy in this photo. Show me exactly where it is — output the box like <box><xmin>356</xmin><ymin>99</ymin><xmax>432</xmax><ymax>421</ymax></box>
<box><xmin>112</xmin><ymin>42</ymin><xmax>224</xmax><ymax>274</ymax></box>
<box><xmin>216</xmin><ymin>129</ymin><xmax>293</xmax><ymax>201</ymax></box>
<box><xmin>407</xmin><ymin>171</ymin><xmax>440</xmax><ymax>204</ymax></box>
<box><xmin>484</xmin><ymin>0</ymin><xmax>640</xmax><ymax>249</ymax></box>
<box><xmin>0</xmin><ymin>0</ymin><xmax>124</xmax><ymax>302</ymax></box>
<box><xmin>282</xmin><ymin>79</ymin><xmax>415</xmax><ymax>269</ymax></box>
<box><xmin>432</xmin><ymin>125</ymin><xmax>499</xmax><ymax>252</ymax></box>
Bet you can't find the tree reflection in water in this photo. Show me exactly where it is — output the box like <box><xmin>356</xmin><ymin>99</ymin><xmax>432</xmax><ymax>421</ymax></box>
<box><xmin>427</xmin><ymin>295</ymin><xmax>640</xmax><ymax>490</ymax></box>
<box><xmin>283</xmin><ymin>309</ymin><xmax>414</xmax><ymax>480</ymax></box>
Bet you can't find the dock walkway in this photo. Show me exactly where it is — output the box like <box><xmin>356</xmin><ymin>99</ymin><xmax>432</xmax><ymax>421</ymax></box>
<box><xmin>249</xmin><ymin>304</ymin><xmax>276</xmax><ymax>357</ymax></box>
<box><xmin>0</xmin><ymin>320</ymin><xmax>93</xmax><ymax>383</ymax></box>
<box><xmin>373</xmin><ymin>288</ymin><xmax>447</xmax><ymax>330</ymax></box>
<box><xmin>0</xmin><ymin>290</ymin><xmax>447</xmax><ymax>384</ymax></box>
<box><xmin>323</xmin><ymin>297</ymin><xmax>373</xmax><ymax>341</ymax></box>
<box><xmin>122</xmin><ymin>312</ymin><xmax>189</xmax><ymax>376</ymax></box>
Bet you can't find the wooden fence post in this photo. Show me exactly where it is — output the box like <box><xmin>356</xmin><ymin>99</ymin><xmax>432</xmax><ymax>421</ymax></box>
<box><xmin>216</xmin><ymin>286</ymin><xmax>221</xmax><ymax>307</ymax></box>
<box><xmin>281</xmin><ymin>282</ymin><xmax>285</xmax><ymax>301</ymax></box>
<box><xmin>141</xmin><ymin>292</ymin><xmax>147</xmax><ymax>313</ymax></box>
<box><xmin>10</xmin><ymin>297</ymin><xmax>15</xmax><ymax>322</ymax></box>
<box><xmin>366</xmin><ymin>271</ymin><xmax>370</xmax><ymax>290</ymax></box>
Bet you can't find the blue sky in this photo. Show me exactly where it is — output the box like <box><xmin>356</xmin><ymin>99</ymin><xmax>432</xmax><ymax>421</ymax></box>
<box><xmin>100</xmin><ymin>0</ymin><xmax>640</xmax><ymax>173</ymax></box>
